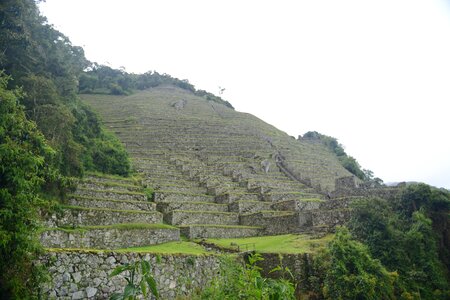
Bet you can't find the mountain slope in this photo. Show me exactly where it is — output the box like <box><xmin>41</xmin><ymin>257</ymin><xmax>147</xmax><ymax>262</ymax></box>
<box><xmin>82</xmin><ymin>85</ymin><xmax>352</xmax><ymax>193</ymax></box>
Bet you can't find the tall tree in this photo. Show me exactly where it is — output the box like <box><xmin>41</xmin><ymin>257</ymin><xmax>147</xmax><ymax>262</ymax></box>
<box><xmin>0</xmin><ymin>73</ymin><xmax>56</xmax><ymax>298</ymax></box>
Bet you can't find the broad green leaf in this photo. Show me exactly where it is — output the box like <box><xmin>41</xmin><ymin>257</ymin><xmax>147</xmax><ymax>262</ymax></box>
<box><xmin>141</xmin><ymin>260</ymin><xmax>150</xmax><ymax>275</ymax></box>
<box><xmin>109</xmin><ymin>292</ymin><xmax>123</xmax><ymax>300</ymax></box>
<box><xmin>140</xmin><ymin>280</ymin><xmax>148</xmax><ymax>297</ymax></box>
<box><xmin>110</xmin><ymin>265</ymin><xmax>128</xmax><ymax>277</ymax></box>
<box><xmin>146</xmin><ymin>276</ymin><xmax>159</xmax><ymax>299</ymax></box>
<box><xmin>123</xmin><ymin>285</ymin><xmax>137</xmax><ymax>299</ymax></box>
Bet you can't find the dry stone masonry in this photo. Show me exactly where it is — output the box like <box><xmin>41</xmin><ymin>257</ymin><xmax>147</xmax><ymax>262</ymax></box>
<box><xmin>39</xmin><ymin>251</ymin><xmax>220</xmax><ymax>299</ymax></box>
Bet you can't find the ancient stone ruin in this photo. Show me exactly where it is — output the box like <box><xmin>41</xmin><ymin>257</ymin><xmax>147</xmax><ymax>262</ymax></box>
<box><xmin>39</xmin><ymin>85</ymin><xmax>394</xmax><ymax>299</ymax></box>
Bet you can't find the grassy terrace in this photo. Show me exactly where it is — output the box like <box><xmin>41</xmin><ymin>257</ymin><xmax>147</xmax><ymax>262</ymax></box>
<box><xmin>203</xmin><ymin>234</ymin><xmax>333</xmax><ymax>254</ymax></box>
<box><xmin>117</xmin><ymin>241</ymin><xmax>210</xmax><ymax>255</ymax></box>
<box><xmin>44</xmin><ymin>234</ymin><xmax>333</xmax><ymax>255</ymax></box>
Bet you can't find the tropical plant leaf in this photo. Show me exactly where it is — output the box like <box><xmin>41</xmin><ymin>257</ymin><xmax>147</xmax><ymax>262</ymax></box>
<box><xmin>123</xmin><ymin>285</ymin><xmax>137</xmax><ymax>299</ymax></box>
<box><xmin>141</xmin><ymin>260</ymin><xmax>150</xmax><ymax>275</ymax></box>
<box><xmin>109</xmin><ymin>292</ymin><xmax>123</xmax><ymax>300</ymax></box>
<box><xmin>110</xmin><ymin>265</ymin><xmax>128</xmax><ymax>277</ymax></box>
<box><xmin>269</xmin><ymin>265</ymin><xmax>282</xmax><ymax>274</ymax></box>
<box><xmin>146</xmin><ymin>276</ymin><xmax>159</xmax><ymax>299</ymax></box>
<box><xmin>140</xmin><ymin>280</ymin><xmax>148</xmax><ymax>297</ymax></box>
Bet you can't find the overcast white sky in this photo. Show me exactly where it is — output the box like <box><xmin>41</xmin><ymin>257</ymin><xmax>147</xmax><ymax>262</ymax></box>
<box><xmin>39</xmin><ymin>0</ymin><xmax>450</xmax><ymax>189</ymax></box>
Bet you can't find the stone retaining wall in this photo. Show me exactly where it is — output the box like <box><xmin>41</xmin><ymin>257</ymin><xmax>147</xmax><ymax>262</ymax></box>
<box><xmin>272</xmin><ymin>200</ymin><xmax>321</xmax><ymax>211</ymax></box>
<box><xmin>215</xmin><ymin>193</ymin><xmax>260</xmax><ymax>203</ymax></box>
<box><xmin>154</xmin><ymin>192</ymin><xmax>215</xmax><ymax>203</ymax></box>
<box><xmin>66</xmin><ymin>197</ymin><xmax>155</xmax><ymax>211</ymax></box>
<box><xmin>156</xmin><ymin>201</ymin><xmax>228</xmax><ymax>214</ymax></box>
<box><xmin>311</xmin><ymin>209</ymin><xmax>351</xmax><ymax>228</ymax></box>
<box><xmin>228</xmin><ymin>201</ymin><xmax>273</xmax><ymax>214</ymax></box>
<box><xmin>240</xmin><ymin>212</ymin><xmax>311</xmax><ymax>235</ymax></box>
<box><xmin>76</xmin><ymin>189</ymin><xmax>146</xmax><ymax>201</ymax></box>
<box><xmin>38</xmin><ymin>251</ymin><xmax>221</xmax><ymax>299</ymax></box>
<box><xmin>180</xmin><ymin>225</ymin><xmax>262</xmax><ymax>239</ymax></box>
<box><xmin>164</xmin><ymin>211</ymin><xmax>239</xmax><ymax>226</ymax></box>
<box><xmin>258</xmin><ymin>253</ymin><xmax>313</xmax><ymax>287</ymax></box>
<box><xmin>40</xmin><ymin>227</ymin><xmax>180</xmax><ymax>249</ymax></box>
<box><xmin>45</xmin><ymin>209</ymin><xmax>162</xmax><ymax>227</ymax></box>
<box><xmin>79</xmin><ymin>182</ymin><xmax>141</xmax><ymax>192</ymax></box>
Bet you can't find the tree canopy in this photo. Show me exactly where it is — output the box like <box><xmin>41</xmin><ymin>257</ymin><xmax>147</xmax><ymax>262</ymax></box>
<box><xmin>0</xmin><ymin>0</ymin><xmax>130</xmax><ymax>177</ymax></box>
<box><xmin>0</xmin><ymin>73</ymin><xmax>56</xmax><ymax>298</ymax></box>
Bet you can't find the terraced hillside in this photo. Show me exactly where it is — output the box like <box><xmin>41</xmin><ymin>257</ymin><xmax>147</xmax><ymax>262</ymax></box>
<box><xmin>78</xmin><ymin>85</ymin><xmax>353</xmax><ymax>239</ymax></box>
<box><xmin>40</xmin><ymin>173</ymin><xmax>180</xmax><ymax>249</ymax></box>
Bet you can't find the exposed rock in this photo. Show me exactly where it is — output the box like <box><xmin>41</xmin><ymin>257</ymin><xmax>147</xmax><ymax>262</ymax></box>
<box><xmin>71</xmin><ymin>290</ymin><xmax>84</xmax><ymax>300</ymax></box>
<box><xmin>86</xmin><ymin>287</ymin><xmax>97</xmax><ymax>298</ymax></box>
<box><xmin>171</xmin><ymin>99</ymin><xmax>187</xmax><ymax>110</ymax></box>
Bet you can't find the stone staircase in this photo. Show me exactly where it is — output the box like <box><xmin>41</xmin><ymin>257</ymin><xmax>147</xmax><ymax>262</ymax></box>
<box><xmin>40</xmin><ymin>173</ymin><xmax>180</xmax><ymax>249</ymax></box>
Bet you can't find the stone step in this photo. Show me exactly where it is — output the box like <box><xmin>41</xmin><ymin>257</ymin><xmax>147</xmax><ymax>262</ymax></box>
<box><xmin>66</xmin><ymin>195</ymin><xmax>156</xmax><ymax>211</ymax></box>
<box><xmin>154</xmin><ymin>184</ymin><xmax>207</xmax><ymax>194</ymax></box>
<box><xmin>310</xmin><ymin>209</ymin><xmax>351</xmax><ymax>228</ymax></box>
<box><xmin>156</xmin><ymin>201</ymin><xmax>228</xmax><ymax>214</ymax></box>
<box><xmin>132</xmin><ymin>164</ymin><xmax>178</xmax><ymax>173</ymax></box>
<box><xmin>228</xmin><ymin>200</ymin><xmax>273</xmax><ymax>214</ymax></box>
<box><xmin>262</xmin><ymin>192</ymin><xmax>324</xmax><ymax>202</ymax></box>
<box><xmin>44</xmin><ymin>206</ymin><xmax>163</xmax><ymax>227</ymax></box>
<box><xmin>164</xmin><ymin>210</ymin><xmax>239</xmax><ymax>226</ymax></box>
<box><xmin>75</xmin><ymin>188</ymin><xmax>146</xmax><ymax>202</ymax></box>
<box><xmin>136</xmin><ymin>168</ymin><xmax>183</xmax><ymax>177</ymax></box>
<box><xmin>180</xmin><ymin>225</ymin><xmax>262</xmax><ymax>239</ymax></box>
<box><xmin>144</xmin><ymin>173</ymin><xmax>192</xmax><ymax>182</ymax></box>
<box><xmin>215</xmin><ymin>192</ymin><xmax>260</xmax><ymax>204</ymax></box>
<box><xmin>239</xmin><ymin>210</ymin><xmax>312</xmax><ymax>235</ymax></box>
<box><xmin>40</xmin><ymin>224</ymin><xmax>179</xmax><ymax>249</ymax></box>
<box><xmin>154</xmin><ymin>191</ymin><xmax>216</xmax><ymax>203</ymax></box>
<box><xmin>83</xmin><ymin>173</ymin><xmax>138</xmax><ymax>186</ymax></box>
<box><xmin>144</xmin><ymin>178</ymin><xmax>200</xmax><ymax>187</ymax></box>
<box><xmin>271</xmin><ymin>199</ymin><xmax>324</xmax><ymax>212</ymax></box>
<box><xmin>79</xmin><ymin>180</ymin><xmax>142</xmax><ymax>193</ymax></box>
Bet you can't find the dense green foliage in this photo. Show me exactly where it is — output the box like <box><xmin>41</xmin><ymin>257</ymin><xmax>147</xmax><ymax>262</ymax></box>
<box><xmin>348</xmin><ymin>184</ymin><xmax>450</xmax><ymax>299</ymax></box>
<box><xmin>0</xmin><ymin>0</ymin><xmax>130</xmax><ymax>177</ymax></box>
<box><xmin>78</xmin><ymin>65</ymin><xmax>234</xmax><ymax>109</ymax></box>
<box><xmin>312</xmin><ymin>227</ymin><xmax>397</xmax><ymax>300</ymax></box>
<box><xmin>302</xmin><ymin>131</ymin><xmax>382</xmax><ymax>185</ymax></box>
<box><xmin>0</xmin><ymin>74</ymin><xmax>55</xmax><ymax>299</ymax></box>
<box><xmin>195</xmin><ymin>253</ymin><xmax>295</xmax><ymax>300</ymax></box>
<box><xmin>301</xmin><ymin>184</ymin><xmax>449</xmax><ymax>299</ymax></box>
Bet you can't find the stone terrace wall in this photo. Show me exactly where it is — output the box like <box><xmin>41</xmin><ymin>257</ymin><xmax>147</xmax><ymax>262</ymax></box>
<box><xmin>41</xmin><ymin>227</ymin><xmax>179</xmax><ymax>249</ymax></box>
<box><xmin>38</xmin><ymin>251</ymin><xmax>221</xmax><ymax>299</ymax></box>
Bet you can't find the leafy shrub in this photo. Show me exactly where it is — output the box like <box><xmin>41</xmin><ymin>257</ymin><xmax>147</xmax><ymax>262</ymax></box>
<box><xmin>195</xmin><ymin>253</ymin><xmax>295</xmax><ymax>300</ymax></box>
<box><xmin>349</xmin><ymin>192</ymin><xmax>450</xmax><ymax>299</ymax></box>
<box><xmin>109</xmin><ymin>260</ymin><xmax>159</xmax><ymax>300</ymax></box>
<box><xmin>0</xmin><ymin>73</ymin><xmax>56</xmax><ymax>298</ymax></box>
<box><xmin>144</xmin><ymin>187</ymin><xmax>154</xmax><ymax>201</ymax></box>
